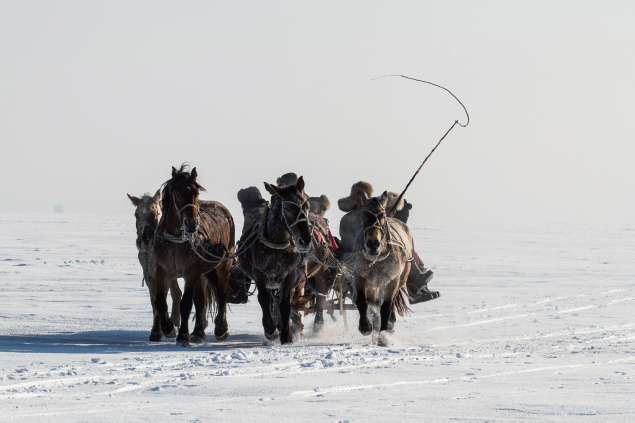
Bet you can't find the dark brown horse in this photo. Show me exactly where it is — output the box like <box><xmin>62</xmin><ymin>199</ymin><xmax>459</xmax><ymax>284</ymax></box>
<box><xmin>237</xmin><ymin>177</ymin><xmax>313</xmax><ymax>345</ymax></box>
<box><xmin>153</xmin><ymin>165</ymin><xmax>235</xmax><ymax>345</ymax></box>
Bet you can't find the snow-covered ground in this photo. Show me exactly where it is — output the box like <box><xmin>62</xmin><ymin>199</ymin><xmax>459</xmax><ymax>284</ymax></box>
<box><xmin>0</xmin><ymin>213</ymin><xmax>633</xmax><ymax>420</ymax></box>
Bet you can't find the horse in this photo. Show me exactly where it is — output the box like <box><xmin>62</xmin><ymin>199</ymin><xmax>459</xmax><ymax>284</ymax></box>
<box><xmin>353</xmin><ymin>191</ymin><xmax>412</xmax><ymax>347</ymax></box>
<box><xmin>237</xmin><ymin>177</ymin><xmax>313</xmax><ymax>345</ymax></box>
<box><xmin>127</xmin><ymin>190</ymin><xmax>182</xmax><ymax>341</ymax></box>
<box><xmin>152</xmin><ymin>165</ymin><xmax>235</xmax><ymax>345</ymax></box>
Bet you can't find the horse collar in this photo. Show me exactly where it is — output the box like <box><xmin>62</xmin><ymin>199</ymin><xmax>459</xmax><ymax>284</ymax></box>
<box><xmin>259</xmin><ymin>202</ymin><xmax>292</xmax><ymax>250</ymax></box>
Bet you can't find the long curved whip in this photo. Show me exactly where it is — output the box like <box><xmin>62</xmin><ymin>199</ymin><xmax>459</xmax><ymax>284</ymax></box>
<box><xmin>371</xmin><ymin>74</ymin><xmax>470</xmax><ymax>214</ymax></box>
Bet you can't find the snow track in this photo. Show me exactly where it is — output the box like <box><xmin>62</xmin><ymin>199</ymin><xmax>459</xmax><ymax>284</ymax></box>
<box><xmin>1</xmin><ymin>214</ymin><xmax>634</xmax><ymax>420</ymax></box>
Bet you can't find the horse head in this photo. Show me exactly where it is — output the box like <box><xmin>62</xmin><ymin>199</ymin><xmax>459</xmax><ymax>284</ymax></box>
<box><xmin>361</xmin><ymin>191</ymin><xmax>389</xmax><ymax>257</ymax></box>
<box><xmin>264</xmin><ymin>176</ymin><xmax>312</xmax><ymax>253</ymax></box>
<box><xmin>127</xmin><ymin>189</ymin><xmax>161</xmax><ymax>252</ymax></box>
<box><xmin>162</xmin><ymin>165</ymin><xmax>206</xmax><ymax>235</ymax></box>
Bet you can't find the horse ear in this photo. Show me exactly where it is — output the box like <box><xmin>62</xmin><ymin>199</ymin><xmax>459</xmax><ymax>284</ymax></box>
<box><xmin>153</xmin><ymin>189</ymin><xmax>161</xmax><ymax>202</ymax></box>
<box><xmin>191</xmin><ymin>167</ymin><xmax>198</xmax><ymax>181</ymax></box>
<box><xmin>264</xmin><ymin>182</ymin><xmax>286</xmax><ymax>197</ymax></box>
<box><xmin>127</xmin><ymin>194</ymin><xmax>140</xmax><ymax>207</ymax></box>
<box><xmin>264</xmin><ymin>182</ymin><xmax>275</xmax><ymax>196</ymax></box>
<box><xmin>296</xmin><ymin>176</ymin><xmax>305</xmax><ymax>193</ymax></box>
<box><xmin>379</xmin><ymin>191</ymin><xmax>389</xmax><ymax>207</ymax></box>
<box><xmin>171</xmin><ymin>166</ymin><xmax>178</xmax><ymax>177</ymax></box>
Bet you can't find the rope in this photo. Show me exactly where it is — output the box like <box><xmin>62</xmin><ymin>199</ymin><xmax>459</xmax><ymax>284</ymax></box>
<box><xmin>163</xmin><ymin>196</ymin><xmax>313</xmax><ymax>265</ymax></box>
<box><xmin>370</xmin><ymin>74</ymin><xmax>470</xmax><ymax>214</ymax></box>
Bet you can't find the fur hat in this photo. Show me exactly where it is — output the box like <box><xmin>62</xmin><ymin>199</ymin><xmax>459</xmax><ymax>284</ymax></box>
<box><xmin>276</xmin><ymin>173</ymin><xmax>298</xmax><ymax>187</ymax></box>
<box><xmin>386</xmin><ymin>192</ymin><xmax>406</xmax><ymax>212</ymax></box>
<box><xmin>308</xmin><ymin>195</ymin><xmax>330</xmax><ymax>216</ymax></box>
<box><xmin>338</xmin><ymin>181</ymin><xmax>373</xmax><ymax>212</ymax></box>
<box><xmin>237</xmin><ymin>186</ymin><xmax>266</xmax><ymax>212</ymax></box>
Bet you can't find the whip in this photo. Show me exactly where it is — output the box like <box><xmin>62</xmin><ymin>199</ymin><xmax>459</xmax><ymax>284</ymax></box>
<box><xmin>371</xmin><ymin>75</ymin><xmax>470</xmax><ymax>215</ymax></box>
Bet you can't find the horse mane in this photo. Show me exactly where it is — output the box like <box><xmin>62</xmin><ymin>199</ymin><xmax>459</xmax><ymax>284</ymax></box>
<box><xmin>156</xmin><ymin>164</ymin><xmax>207</xmax><ymax>236</ymax></box>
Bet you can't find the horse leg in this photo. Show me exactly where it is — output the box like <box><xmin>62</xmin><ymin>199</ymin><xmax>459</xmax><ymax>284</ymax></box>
<box><xmin>378</xmin><ymin>296</ymin><xmax>394</xmax><ymax>347</ymax></box>
<box><xmin>176</xmin><ymin>273</ymin><xmax>198</xmax><ymax>345</ymax></box>
<box><xmin>189</xmin><ymin>278</ymin><xmax>207</xmax><ymax>343</ymax></box>
<box><xmin>355</xmin><ymin>276</ymin><xmax>372</xmax><ymax>336</ymax></box>
<box><xmin>154</xmin><ymin>267</ymin><xmax>175</xmax><ymax>337</ymax></box>
<box><xmin>313</xmin><ymin>270</ymin><xmax>327</xmax><ymax>333</ymax></box>
<box><xmin>387</xmin><ymin>305</ymin><xmax>396</xmax><ymax>333</ymax></box>
<box><xmin>169</xmin><ymin>278</ymin><xmax>182</xmax><ymax>331</ymax></box>
<box><xmin>290</xmin><ymin>280</ymin><xmax>304</xmax><ymax>337</ymax></box>
<box><xmin>213</xmin><ymin>261</ymin><xmax>232</xmax><ymax>342</ymax></box>
<box><xmin>279</xmin><ymin>287</ymin><xmax>294</xmax><ymax>345</ymax></box>
<box><xmin>147</xmin><ymin>275</ymin><xmax>162</xmax><ymax>342</ymax></box>
<box><xmin>256</xmin><ymin>282</ymin><xmax>278</xmax><ymax>341</ymax></box>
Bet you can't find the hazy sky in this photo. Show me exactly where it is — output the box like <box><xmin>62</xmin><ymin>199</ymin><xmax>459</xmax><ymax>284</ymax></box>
<box><xmin>1</xmin><ymin>1</ymin><xmax>634</xmax><ymax>225</ymax></box>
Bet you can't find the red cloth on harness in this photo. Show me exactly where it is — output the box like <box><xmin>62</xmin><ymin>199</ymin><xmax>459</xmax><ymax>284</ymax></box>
<box><xmin>312</xmin><ymin>229</ymin><xmax>323</xmax><ymax>245</ymax></box>
<box><xmin>413</xmin><ymin>251</ymin><xmax>421</xmax><ymax>263</ymax></box>
<box><xmin>328</xmin><ymin>228</ymin><xmax>338</xmax><ymax>249</ymax></box>
<box><xmin>312</xmin><ymin>215</ymin><xmax>338</xmax><ymax>250</ymax></box>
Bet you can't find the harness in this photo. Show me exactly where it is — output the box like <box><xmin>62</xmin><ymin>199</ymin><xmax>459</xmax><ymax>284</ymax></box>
<box><xmin>172</xmin><ymin>191</ymin><xmax>200</xmax><ymax>231</ymax></box>
<box><xmin>257</xmin><ymin>197</ymin><xmax>312</xmax><ymax>253</ymax></box>
<box><xmin>135</xmin><ymin>210</ymin><xmax>158</xmax><ymax>287</ymax></box>
<box><xmin>359</xmin><ymin>205</ymin><xmax>413</xmax><ymax>265</ymax></box>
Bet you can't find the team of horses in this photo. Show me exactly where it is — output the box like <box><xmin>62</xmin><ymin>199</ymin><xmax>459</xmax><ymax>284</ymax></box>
<box><xmin>128</xmin><ymin>165</ymin><xmax>417</xmax><ymax>347</ymax></box>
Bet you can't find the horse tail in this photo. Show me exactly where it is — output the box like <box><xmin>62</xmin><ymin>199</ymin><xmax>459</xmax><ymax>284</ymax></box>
<box><xmin>201</xmin><ymin>270</ymin><xmax>219</xmax><ymax>326</ymax></box>
<box><xmin>393</xmin><ymin>287</ymin><xmax>412</xmax><ymax>317</ymax></box>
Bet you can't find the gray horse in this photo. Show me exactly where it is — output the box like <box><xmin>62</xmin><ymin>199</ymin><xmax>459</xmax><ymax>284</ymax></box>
<box><xmin>353</xmin><ymin>191</ymin><xmax>413</xmax><ymax>347</ymax></box>
<box><xmin>127</xmin><ymin>190</ymin><xmax>182</xmax><ymax>341</ymax></box>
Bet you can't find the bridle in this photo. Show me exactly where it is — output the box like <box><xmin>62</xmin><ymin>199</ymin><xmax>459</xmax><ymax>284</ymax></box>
<box><xmin>263</xmin><ymin>195</ymin><xmax>312</xmax><ymax>253</ymax></box>
<box><xmin>362</xmin><ymin>206</ymin><xmax>388</xmax><ymax>240</ymax></box>
<box><xmin>282</xmin><ymin>197</ymin><xmax>310</xmax><ymax>230</ymax></box>
<box><xmin>360</xmin><ymin>204</ymin><xmax>391</xmax><ymax>263</ymax></box>
<box><xmin>135</xmin><ymin>207</ymin><xmax>159</xmax><ymax>252</ymax></box>
<box><xmin>171</xmin><ymin>189</ymin><xmax>200</xmax><ymax>234</ymax></box>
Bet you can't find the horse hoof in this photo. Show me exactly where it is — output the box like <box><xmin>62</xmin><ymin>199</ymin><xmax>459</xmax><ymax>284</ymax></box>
<box><xmin>215</xmin><ymin>330</ymin><xmax>229</xmax><ymax>342</ymax></box>
<box><xmin>149</xmin><ymin>332</ymin><xmax>163</xmax><ymax>342</ymax></box>
<box><xmin>189</xmin><ymin>333</ymin><xmax>206</xmax><ymax>344</ymax></box>
<box><xmin>176</xmin><ymin>338</ymin><xmax>190</xmax><ymax>347</ymax></box>
<box><xmin>280</xmin><ymin>333</ymin><xmax>293</xmax><ymax>345</ymax></box>
<box><xmin>262</xmin><ymin>339</ymin><xmax>275</xmax><ymax>347</ymax></box>
<box><xmin>264</xmin><ymin>329</ymin><xmax>279</xmax><ymax>341</ymax></box>
<box><xmin>161</xmin><ymin>321</ymin><xmax>175</xmax><ymax>336</ymax></box>
<box><xmin>358</xmin><ymin>319</ymin><xmax>372</xmax><ymax>336</ymax></box>
<box><xmin>377</xmin><ymin>331</ymin><xmax>390</xmax><ymax>347</ymax></box>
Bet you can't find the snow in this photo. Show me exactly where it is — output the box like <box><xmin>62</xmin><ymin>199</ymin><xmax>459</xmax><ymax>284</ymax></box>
<box><xmin>1</xmin><ymin>213</ymin><xmax>633</xmax><ymax>420</ymax></box>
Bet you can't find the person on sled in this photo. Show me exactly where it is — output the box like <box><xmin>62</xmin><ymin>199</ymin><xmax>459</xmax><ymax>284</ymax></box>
<box><xmin>337</xmin><ymin>181</ymin><xmax>439</xmax><ymax>304</ymax></box>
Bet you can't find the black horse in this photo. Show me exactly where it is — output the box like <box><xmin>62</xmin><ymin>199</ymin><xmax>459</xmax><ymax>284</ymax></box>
<box><xmin>237</xmin><ymin>177</ymin><xmax>313</xmax><ymax>345</ymax></box>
